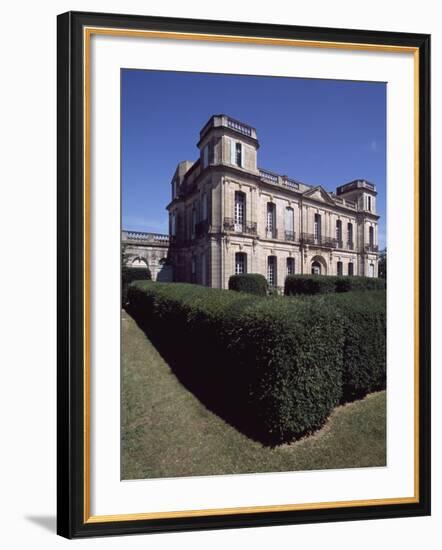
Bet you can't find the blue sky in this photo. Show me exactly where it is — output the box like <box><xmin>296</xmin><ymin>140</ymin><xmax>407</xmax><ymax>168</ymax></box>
<box><xmin>122</xmin><ymin>70</ymin><xmax>386</xmax><ymax>248</ymax></box>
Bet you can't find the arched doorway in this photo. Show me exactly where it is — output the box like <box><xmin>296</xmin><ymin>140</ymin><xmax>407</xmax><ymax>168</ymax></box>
<box><xmin>311</xmin><ymin>261</ymin><xmax>321</xmax><ymax>275</ymax></box>
<box><xmin>310</xmin><ymin>255</ymin><xmax>327</xmax><ymax>275</ymax></box>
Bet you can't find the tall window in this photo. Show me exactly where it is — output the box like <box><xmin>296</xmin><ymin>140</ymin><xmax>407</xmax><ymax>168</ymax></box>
<box><xmin>230</xmin><ymin>140</ymin><xmax>242</xmax><ymax>167</ymax></box>
<box><xmin>286</xmin><ymin>257</ymin><xmax>295</xmax><ymax>276</ymax></box>
<box><xmin>236</xmin><ymin>142</ymin><xmax>242</xmax><ymax>166</ymax></box>
<box><xmin>348</xmin><ymin>262</ymin><xmax>354</xmax><ymax>276</ymax></box>
<box><xmin>191</xmin><ymin>255</ymin><xmax>196</xmax><ymax>283</ymax></box>
<box><xmin>234</xmin><ymin>191</ymin><xmax>245</xmax><ymax>232</ymax></box>
<box><xmin>235</xmin><ymin>252</ymin><xmax>247</xmax><ymax>275</ymax></box>
<box><xmin>285</xmin><ymin>207</ymin><xmax>294</xmax><ymax>240</ymax></box>
<box><xmin>201</xmin><ymin>253</ymin><xmax>207</xmax><ymax>286</ymax></box>
<box><xmin>347</xmin><ymin>222</ymin><xmax>354</xmax><ymax>249</ymax></box>
<box><xmin>202</xmin><ymin>140</ymin><xmax>214</xmax><ymax>169</ymax></box>
<box><xmin>201</xmin><ymin>192</ymin><xmax>208</xmax><ymax>220</ymax></box>
<box><xmin>267</xmin><ymin>203</ymin><xmax>276</xmax><ymax>238</ymax></box>
<box><xmin>314</xmin><ymin>213</ymin><xmax>321</xmax><ymax>243</ymax></box>
<box><xmin>336</xmin><ymin>220</ymin><xmax>342</xmax><ymax>247</ymax></box>
<box><xmin>191</xmin><ymin>208</ymin><xmax>196</xmax><ymax>239</ymax></box>
<box><xmin>267</xmin><ymin>256</ymin><xmax>277</xmax><ymax>287</ymax></box>
<box><xmin>202</xmin><ymin>144</ymin><xmax>209</xmax><ymax>169</ymax></box>
<box><xmin>337</xmin><ymin>261</ymin><xmax>343</xmax><ymax>276</ymax></box>
<box><xmin>171</xmin><ymin>213</ymin><xmax>176</xmax><ymax>236</ymax></box>
<box><xmin>369</xmin><ymin>263</ymin><xmax>375</xmax><ymax>278</ymax></box>
<box><xmin>367</xmin><ymin>195</ymin><xmax>372</xmax><ymax>211</ymax></box>
<box><xmin>369</xmin><ymin>226</ymin><xmax>374</xmax><ymax>246</ymax></box>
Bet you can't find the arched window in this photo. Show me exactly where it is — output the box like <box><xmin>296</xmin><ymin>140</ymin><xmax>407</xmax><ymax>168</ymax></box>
<box><xmin>286</xmin><ymin>257</ymin><xmax>295</xmax><ymax>276</ymax></box>
<box><xmin>234</xmin><ymin>191</ymin><xmax>245</xmax><ymax>232</ymax></box>
<box><xmin>267</xmin><ymin>256</ymin><xmax>277</xmax><ymax>286</ymax></box>
<box><xmin>235</xmin><ymin>252</ymin><xmax>247</xmax><ymax>275</ymax></box>
<box><xmin>336</xmin><ymin>220</ymin><xmax>343</xmax><ymax>247</ymax></box>
<box><xmin>285</xmin><ymin>207</ymin><xmax>294</xmax><ymax>241</ymax></box>
<box><xmin>369</xmin><ymin>263</ymin><xmax>375</xmax><ymax>278</ymax></box>
<box><xmin>337</xmin><ymin>261</ymin><xmax>343</xmax><ymax>276</ymax></box>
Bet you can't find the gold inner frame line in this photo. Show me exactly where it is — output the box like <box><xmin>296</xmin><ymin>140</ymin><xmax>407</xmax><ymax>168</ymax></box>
<box><xmin>82</xmin><ymin>26</ymin><xmax>420</xmax><ymax>524</ymax></box>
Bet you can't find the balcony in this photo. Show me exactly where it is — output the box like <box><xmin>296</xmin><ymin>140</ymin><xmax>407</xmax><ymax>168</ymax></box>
<box><xmin>284</xmin><ymin>230</ymin><xmax>296</xmax><ymax>242</ymax></box>
<box><xmin>265</xmin><ymin>227</ymin><xmax>278</xmax><ymax>240</ymax></box>
<box><xmin>336</xmin><ymin>240</ymin><xmax>344</xmax><ymax>249</ymax></box>
<box><xmin>364</xmin><ymin>244</ymin><xmax>379</xmax><ymax>253</ymax></box>
<box><xmin>226</xmin><ymin>117</ymin><xmax>253</xmax><ymax>137</ymax></box>
<box><xmin>300</xmin><ymin>233</ymin><xmax>338</xmax><ymax>248</ymax></box>
<box><xmin>259</xmin><ymin>168</ymin><xmax>301</xmax><ymax>192</ymax></box>
<box><xmin>122</xmin><ymin>230</ymin><xmax>169</xmax><ymax>244</ymax></box>
<box><xmin>223</xmin><ymin>217</ymin><xmax>257</xmax><ymax>236</ymax></box>
<box><xmin>347</xmin><ymin>241</ymin><xmax>354</xmax><ymax>250</ymax></box>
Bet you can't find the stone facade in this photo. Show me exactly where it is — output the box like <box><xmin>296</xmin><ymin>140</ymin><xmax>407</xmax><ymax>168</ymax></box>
<box><xmin>122</xmin><ymin>230</ymin><xmax>172</xmax><ymax>282</ymax></box>
<box><xmin>167</xmin><ymin>114</ymin><xmax>380</xmax><ymax>290</ymax></box>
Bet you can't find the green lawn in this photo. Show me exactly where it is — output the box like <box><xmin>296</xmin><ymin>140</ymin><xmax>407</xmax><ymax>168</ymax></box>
<box><xmin>122</xmin><ymin>309</ymin><xmax>386</xmax><ymax>480</ymax></box>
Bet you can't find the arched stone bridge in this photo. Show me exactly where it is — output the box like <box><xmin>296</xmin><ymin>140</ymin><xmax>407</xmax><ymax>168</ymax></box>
<box><xmin>122</xmin><ymin>230</ymin><xmax>172</xmax><ymax>282</ymax></box>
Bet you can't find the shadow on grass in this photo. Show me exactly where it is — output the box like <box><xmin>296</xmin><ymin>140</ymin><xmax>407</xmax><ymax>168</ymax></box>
<box><xmin>126</xmin><ymin>308</ymin><xmax>303</xmax><ymax>448</ymax></box>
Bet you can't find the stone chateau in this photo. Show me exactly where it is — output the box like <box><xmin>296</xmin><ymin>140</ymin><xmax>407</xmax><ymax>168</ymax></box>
<box><xmin>124</xmin><ymin>114</ymin><xmax>380</xmax><ymax>288</ymax></box>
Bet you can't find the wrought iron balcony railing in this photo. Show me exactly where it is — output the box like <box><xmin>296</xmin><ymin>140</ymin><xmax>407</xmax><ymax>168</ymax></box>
<box><xmin>265</xmin><ymin>227</ymin><xmax>278</xmax><ymax>240</ymax></box>
<box><xmin>284</xmin><ymin>230</ymin><xmax>296</xmax><ymax>242</ymax></box>
<box><xmin>364</xmin><ymin>244</ymin><xmax>379</xmax><ymax>252</ymax></box>
<box><xmin>347</xmin><ymin>241</ymin><xmax>354</xmax><ymax>250</ymax></box>
<box><xmin>300</xmin><ymin>233</ymin><xmax>338</xmax><ymax>248</ymax></box>
<box><xmin>223</xmin><ymin>217</ymin><xmax>257</xmax><ymax>235</ymax></box>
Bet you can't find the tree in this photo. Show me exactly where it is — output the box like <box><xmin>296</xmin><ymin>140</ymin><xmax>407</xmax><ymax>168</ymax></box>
<box><xmin>378</xmin><ymin>248</ymin><xmax>387</xmax><ymax>279</ymax></box>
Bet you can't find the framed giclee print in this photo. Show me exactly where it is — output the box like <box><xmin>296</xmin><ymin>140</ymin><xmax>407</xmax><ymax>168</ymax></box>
<box><xmin>57</xmin><ymin>11</ymin><xmax>431</xmax><ymax>538</ymax></box>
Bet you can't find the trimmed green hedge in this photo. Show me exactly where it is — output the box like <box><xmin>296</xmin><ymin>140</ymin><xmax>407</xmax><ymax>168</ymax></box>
<box><xmin>284</xmin><ymin>275</ymin><xmax>337</xmax><ymax>295</ymax></box>
<box><xmin>128</xmin><ymin>281</ymin><xmax>344</xmax><ymax>443</ymax></box>
<box><xmin>122</xmin><ymin>266</ymin><xmax>151</xmax><ymax>305</ymax></box>
<box><xmin>285</xmin><ymin>275</ymin><xmax>385</xmax><ymax>295</ymax></box>
<box><xmin>127</xmin><ymin>282</ymin><xmax>386</xmax><ymax>443</ymax></box>
<box><xmin>228</xmin><ymin>273</ymin><xmax>268</xmax><ymax>295</ymax></box>
<box><xmin>335</xmin><ymin>276</ymin><xmax>386</xmax><ymax>293</ymax></box>
<box><xmin>323</xmin><ymin>291</ymin><xmax>386</xmax><ymax>401</ymax></box>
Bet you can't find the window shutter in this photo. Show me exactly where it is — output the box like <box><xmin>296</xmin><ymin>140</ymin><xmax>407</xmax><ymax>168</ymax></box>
<box><xmin>230</xmin><ymin>139</ymin><xmax>236</xmax><ymax>165</ymax></box>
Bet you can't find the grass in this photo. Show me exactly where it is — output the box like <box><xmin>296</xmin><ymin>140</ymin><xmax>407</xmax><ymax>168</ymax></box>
<box><xmin>121</xmin><ymin>309</ymin><xmax>386</xmax><ymax>480</ymax></box>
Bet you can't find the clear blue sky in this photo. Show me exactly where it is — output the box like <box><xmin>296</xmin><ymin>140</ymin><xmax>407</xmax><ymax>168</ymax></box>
<box><xmin>122</xmin><ymin>69</ymin><xmax>386</xmax><ymax>248</ymax></box>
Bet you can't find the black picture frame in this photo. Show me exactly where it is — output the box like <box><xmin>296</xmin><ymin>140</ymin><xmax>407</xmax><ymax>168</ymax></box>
<box><xmin>57</xmin><ymin>10</ymin><xmax>431</xmax><ymax>539</ymax></box>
